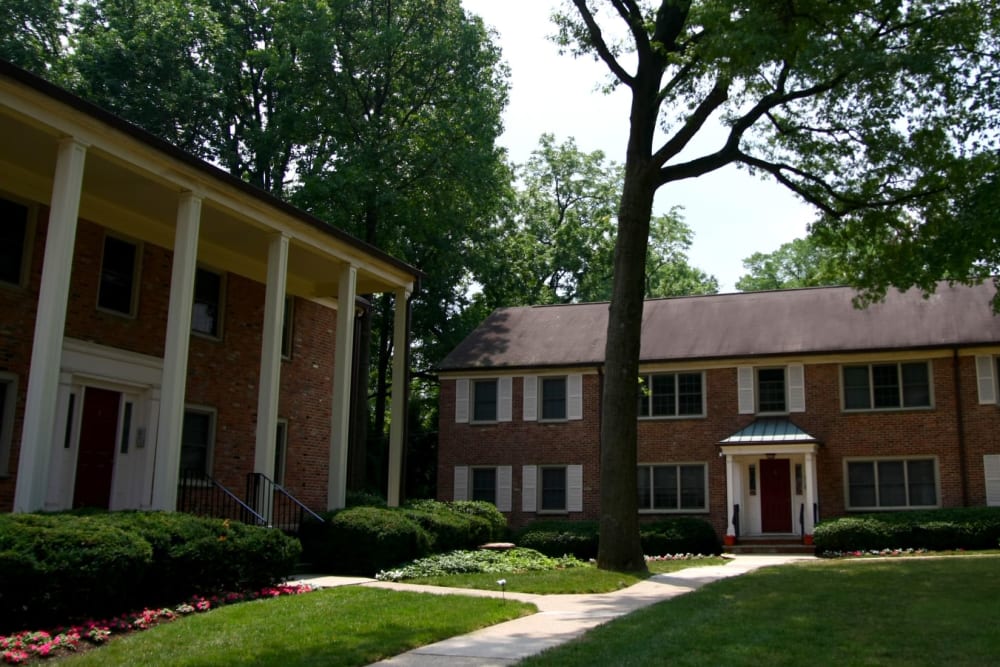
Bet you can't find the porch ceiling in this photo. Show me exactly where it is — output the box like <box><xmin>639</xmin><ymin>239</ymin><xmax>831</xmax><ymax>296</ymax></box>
<box><xmin>0</xmin><ymin>64</ymin><xmax>419</xmax><ymax>301</ymax></box>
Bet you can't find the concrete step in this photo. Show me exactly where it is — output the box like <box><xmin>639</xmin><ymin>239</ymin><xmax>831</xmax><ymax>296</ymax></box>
<box><xmin>725</xmin><ymin>538</ymin><xmax>817</xmax><ymax>555</ymax></box>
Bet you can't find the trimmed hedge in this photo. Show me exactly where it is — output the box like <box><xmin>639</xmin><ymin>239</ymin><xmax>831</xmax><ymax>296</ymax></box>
<box><xmin>516</xmin><ymin>520</ymin><xmax>600</xmax><ymax>559</ymax></box>
<box><xmin>300</xmin><ymin>500</ymin><xmax>510</xmax><ymax>575</ymax></box>
<box><xmin>814</xmin><ymin>507</ymin><xmax>1000</xmax><ymax>553</ymax></box>
<box><xmin>640</xmin><ymin>518</ymin><xmax>722</xmax><ymax>556</ymax></box>
<box><xmin>0</xmin><ymin>511</ymin><xmax>300</xmax><ymax>633</ymax></box>
<box><xmin>516</xmin><ymin>518</ymin><xmax>722</xmax><ymax>559</ymax></box>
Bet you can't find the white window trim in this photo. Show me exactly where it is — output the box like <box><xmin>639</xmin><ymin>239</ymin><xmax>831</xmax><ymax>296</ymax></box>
<box><xmin>191</xmin><ymin>265</ymin><xmax>226</xmax><ymax>340</ymax></box>
<box><xmin>455</xmin><ymin>379</ymin><xmax>469</xmax><ymax>423</ymax></box>
<box><xmin>0</xmin><ymin>372</ymin><xmax>17</xmax><ymax>476</ymax></box>
<box><xmin>843</xmin><ymin>456</ymin><xmax>940</xmax><ymax>511</ymax></box>
<box><xmin>638</xmin><ymin>371</ymin><xmax>707</xmax><ymax>419</ymax></box>
<box><xmin>0</xmin><ymin>192</ymin><xmax>36</xmax><ymax>290</ymax></box>
<box><xmin>525</xmin><ymin>374</ymin><xmax>583</xmax><ymax>422</ymax></box>
<box><xmin>984</xmin><ymin>455</ymin><xmax>1000</xmax><ymax>506</ymax></box>
<box><xmin>637</xmin><ymin>462</ymin><xmax>710</xmax><ymax>514</ymax></box>
<box><xmin>523</xmin><ymin>464</ymin><xmax>582</xmax><ymax>514</ymax></box>
<box><xmin>737</xmin><ymin>366</ymin><xmax>755</xmax><ymax>414</ymax></box>
<box><xmin>841</xmin><ymin>361</ymin><xmax>934</xmax><ymax>412</ymax></box>
<box><xmin>462</xmin><ymin>377</ymin><xmax>512</xmax><ymax>424</ymax></box>
<box><xmin>453</xmin><ymin>465</ymin><xmax>469</xmax><ymax>500</ymax></box>
<box><xmin>181</xmin><ymin>405</ymin><xmax>217</xmax><ymax>479</ymax></box>
<box><xmin>456</xmin><ymin>464</ymin><xmax>513</xmax><ymax>512</ymax></box>
<box><xmin>96</xmin><ymin>232</ymin><xmax>142</xmax><ymax>318</ymax></box>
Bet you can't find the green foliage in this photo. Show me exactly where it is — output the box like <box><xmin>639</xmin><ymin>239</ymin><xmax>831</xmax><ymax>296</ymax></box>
<box><xmin>375</xmin><ymin>547</ymin><xmax>586</xmax><ymax>581</ymax></box>
<box><xmin>345</xmin><ymin>490</ymin><xmax>388</xmax><ymax>508</ymax></box>
<box><xmin>0</xmin><ymin>512</ymin><xmax>300</xmax><ymax>633</ymax></box>
<box><xmin>516</xmin><ymin>520</ymin><xmax>601</xmax><ymax>559</ymax></box>
<box><xmin>639</xmin><ymin>518</ymin><xmax>722</xmax><ymax>556</ymax></box>
<box><xmin>736</xmin><ymin>237</ymin><xmax>848</xmax><ymax>292</ymax></box>
<box><xmin>447</xmin><ymin>500</ymin><xmax>509</xmax><ymax>541</ymax></box>
<box><xmin>301</xmin><ymin>507</ymin><xmax>431</xmax><ymax>576</ymax></box>
<box><xmin>814</xmin><ymin>508</ymin><xmax>1000</xmax><ymax>553</ymax></box>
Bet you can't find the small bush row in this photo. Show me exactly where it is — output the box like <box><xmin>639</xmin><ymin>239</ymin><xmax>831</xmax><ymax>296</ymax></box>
<box><xmin>375</xmin><ymin>547</ymin><xmax>586</xmax><ymax>581</ymax></box>
<box><xmin>814</xmin><ymin>507</ymin><xmax>1000</xmax><ymax>553</ymax></box>
<box><xmin>0</xmin><ymin>512</ymin><xmax>301</xmax><ymax>632</ymax></box>
<box><xmin>515</xmin><ymin>517</ymin><xmax>722</xmax><ymax>559</ymax></box>
<box><xmin>299</xmin><ymin>499</ymin><xmax>508</xmax><ymax>576</ymax></box>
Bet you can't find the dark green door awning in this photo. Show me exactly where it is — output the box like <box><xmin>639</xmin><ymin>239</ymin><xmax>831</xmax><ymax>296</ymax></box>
<box><xmin>720</xmin><ymin>418</ymin><xmax>819</xmax><ymax>445</ymax></box>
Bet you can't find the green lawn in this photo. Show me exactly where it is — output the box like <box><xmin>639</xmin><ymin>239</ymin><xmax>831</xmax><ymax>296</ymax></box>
<box><xmin>521</xmin><ymin>555</ymin><xmax>1000</xmax><ymax>667</ymax></box>
<box><xmin>59</xmin><ymin>587</ymin><xmax>534</xmax><ymax>667</ymax></box>
<box><xmin>403</xmin><ymin>557</ymin><xmax>728</xmax><ymax>594</ymax></box>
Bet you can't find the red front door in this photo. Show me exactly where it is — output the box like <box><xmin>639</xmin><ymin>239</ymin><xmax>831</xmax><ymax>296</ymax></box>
<box><xmin>760</xmin><ymin>458</ymin><xmax>792</xmax><ymax>533</ymax></box>
<box><xmin>73</xmin><ymin>387</ymin><xmax>121</xmax><ymax>509</ymax></box>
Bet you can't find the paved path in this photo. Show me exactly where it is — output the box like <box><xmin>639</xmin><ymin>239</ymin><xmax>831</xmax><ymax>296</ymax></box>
<box><xmin>297</xmin><ymin>554</ymin><xmax>814</xmax><ymax>667</ymax></box>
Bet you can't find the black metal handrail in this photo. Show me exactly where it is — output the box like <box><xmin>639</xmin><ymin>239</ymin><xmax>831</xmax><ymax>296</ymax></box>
<box><xmin>813</xmin><ymin>501</ymin><xmax>819</xmax><ymax>526</ymax></box>
<box><xmin>732</xmin><ymin>503</ymin><xmax>740</xmax><ymax>540</ymax></box>
<box><xmin>246</xmin><ymin>473</ymin><xmax>324</xmax><ymax>534</ymax></box>
<box><xmin>799</xmin><ymin>503</ymin><xmax>805</xmax><ymax>538</ymax></box>
<box><xmin>177</xmin><ymin>469</ymin><xmax>266</xmax><ymax>526</ymax></box>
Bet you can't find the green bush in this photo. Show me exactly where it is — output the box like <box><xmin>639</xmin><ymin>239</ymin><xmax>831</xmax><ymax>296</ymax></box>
<box><xmin>345</xmin><ymin>490</ymin><xmax>387</xmax><ymax>508</ymax></box>
<box><xmin>0</xmin><ymin>511</ymin><xmax>301</xmax><ymax>633</ymax></box>
<box><xmin>640</xmin><ymin>518</ymin><xmax>722</xmax><ymax>556</ymax></box>
<box><xmin>446</xmin><ymin>500</ymin><xmax>509</xmax><ymax>541</ymax></box>
<box><xmin>814</xmin><ymin>507</ymin><xmax>1000</xmax><ymax>553</ymax></box>
<box><xmin>0</xmin><ymin>513</ymin><xmax>152</xmax><ymax>631</ymax></box>
<box><xmin>516</xmin><ymin>520</ymin><xmax>600</xmax><ymax>559</ymax></box>
<box><xmin>376</xmin><ymin>547</ymin><xmax>587</xmax><ymax>581</ymax></box>
<box><xmin>403</xmin><ymin>499</ymin><xmax>496</xmax><ymax>550</ymax></box>
<box><xmin>301</xmin><ymin>507</ymin><xmax>431</xmax><ymax>575</ymax></box>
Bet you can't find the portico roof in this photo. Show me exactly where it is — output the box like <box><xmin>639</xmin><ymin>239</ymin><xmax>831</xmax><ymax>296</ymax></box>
<box><xmin>720</xmin><ymin>418</ymin><xmax>819</xmax><ymax>445</ymax></box>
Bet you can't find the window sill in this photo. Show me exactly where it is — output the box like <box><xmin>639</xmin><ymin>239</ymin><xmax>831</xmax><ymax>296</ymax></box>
<box><xmin>846</xmin><ymin>504</ymin><xmax>940</xmax><ymax>512</ymax></box>
<box><xmin>638</xmin><ymin>414</ymin><xmax>706</xmax><ymax>421</ymax></box>
<box><xmin>639</xmin><ymin>508</ymin><xmax>709</xmax><ymax>514</ymax></box>
<box><xmin>842</xmin><ymin>405</ymin><xmax>934</xmax><ymax>414</ymax></box>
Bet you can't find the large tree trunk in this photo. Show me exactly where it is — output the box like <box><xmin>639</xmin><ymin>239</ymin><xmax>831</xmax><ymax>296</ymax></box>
<box><xmin>597</xmin><ymin>164</ymin><xmax>654</xmax><ymax>572</ymax></box>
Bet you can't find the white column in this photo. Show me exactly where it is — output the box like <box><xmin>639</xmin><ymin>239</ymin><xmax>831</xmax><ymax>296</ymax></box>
<box><xmin>150</xmin><ymin>192</ymin><xmax>201</xmax><ymax>510</ymax></box>
<box><xmin>804</xmin><ymin>450</ymin><xmax>818</xmax><ymax>535</ymax></box>
<box><xmin>386</xmin><ymin>287</ymin><xmax>411</xmax><ymax>507</ymax></box>
<box><xmin>253</xmin><ymin>234</ymin><xmax>289</xmax><ymax>478</ymax></box>
<box><xmin>328</xmin><ymin>263</ymin><xmax>357</xmax><ymax>510</ymax></box>
<box><xmin>725</xmin><ymin>454</ymin><xmax>736</xmax><ymax>538</ymax></box>
<box><xmin>14</xmin><ymin>139</ymin><xmax>87</xmax><ymax>513</ymax></box>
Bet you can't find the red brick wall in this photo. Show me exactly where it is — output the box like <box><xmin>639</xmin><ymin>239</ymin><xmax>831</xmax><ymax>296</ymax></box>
<box><xmin>0</xmin><ymin>208</ymin><xmax>336</xmax><ymax>513</ymax></box>
<box><xmin>439</xmin><ymin>356</ymin><xmax>996</xmax><ymax>536</ymax></box>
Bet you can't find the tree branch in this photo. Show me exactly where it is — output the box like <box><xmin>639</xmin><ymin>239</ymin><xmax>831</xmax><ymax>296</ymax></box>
<box><xmin>652</xmin><ymin>77</ymin><xmax>729</xmax><ymax>167</ymax></box>
<box><xmin>571</xmin><ymin>0</ymin><xmax>635</xmax><ymax>86</ymax></box>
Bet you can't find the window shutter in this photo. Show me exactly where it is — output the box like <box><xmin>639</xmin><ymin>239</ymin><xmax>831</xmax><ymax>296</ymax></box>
<box><xmin>522</xmin><ymin>465</ymin><xmax>537</xmax><ymax>512</ymax></box>
<box><xmin>567</xmin><ymin>374</ymin><xmax>583</xmax><ymax>420</ymax></box>
<box><xmin>788</xmin><ymin>364</ymin><xmax>805</xmax><ymax>412</ymax></box>
<box><xmin>976</xmin><ymin>356</ymin><xmax>996</xmax><ymax>405</ymax></box>
<box><xmin>455</xmin><ymin>379</ymin><xmax>469</xmax><ymax>423</ymax></box>
<box><xmin>497</xmin><ymin>377</ymin><xmax>513</xmax><ymax>422</ymax></box>
<box><xmin>497</xmin><ymin>466</ymin><xmax>512</xmax><ymax>512</ymax></box>
<box><xmin>985</xmin><ymin>455</ymin><xmax>1000</xmax><ymax>506</ymax></box>
<box><xmin>737</xmin><ymin>367</ymin><xmax>755</xmax><ymax>414</ymax></box>
<box><xmin>453</xmin><ymin>466</ymin><xmax>468</xmax><ymax>501</ymax></box>
<box><xmin>567</xmin><ymin>464</ymin><xmax>583</xmax><ymax>512</ymax></box>
<box><xmin>523</xmin><ymin>376</ymin><xmax>538</xmax><ymax>421</ymax></box>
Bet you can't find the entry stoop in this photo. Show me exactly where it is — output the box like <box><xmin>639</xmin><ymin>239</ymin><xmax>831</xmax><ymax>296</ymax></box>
<box><xmin>725</xmin><ymin>537</ymin><xmax>817</xmax><ymax>555</ymax></box>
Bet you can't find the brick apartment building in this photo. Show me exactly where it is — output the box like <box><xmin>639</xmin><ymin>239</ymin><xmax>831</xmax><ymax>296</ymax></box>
<box><xmin>437</xmin><ymin>284</ymin><xmax>1000</xmax><ymax>542</ymax></box>
<box><xmin>0</xmin><ymin>61</ymin><xmax>419</xmax><ymax>516</ymax></box>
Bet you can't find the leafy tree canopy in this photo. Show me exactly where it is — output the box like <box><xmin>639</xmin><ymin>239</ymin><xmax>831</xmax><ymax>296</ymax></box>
<box><xmin>555</xmin><ymin>0</ymin><xmax>1000</xmax><ymax>571</ymax></box>
<box><xmin>736</xmin><ymin>236</ymin><xmax>847</xmax><ymax>291</ymax></box>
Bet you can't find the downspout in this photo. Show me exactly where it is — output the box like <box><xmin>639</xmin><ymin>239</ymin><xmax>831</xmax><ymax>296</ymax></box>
<box><xmin>953</xmin><ymin>348</ymin><xmax>970</xmax><ymax>506</ymax></box>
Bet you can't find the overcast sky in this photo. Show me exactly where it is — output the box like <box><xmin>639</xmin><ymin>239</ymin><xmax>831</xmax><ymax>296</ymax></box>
<box><xmin>462</xmin><ymin>0</ymin><xmax>815</xmax><ymax>292</ymax></box>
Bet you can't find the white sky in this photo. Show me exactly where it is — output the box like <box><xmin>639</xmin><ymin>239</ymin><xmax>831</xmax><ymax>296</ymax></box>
<box><xmin>462</xmin><ymin>0</ymin><xmax>815</xmax><ymax>292</ymax></box>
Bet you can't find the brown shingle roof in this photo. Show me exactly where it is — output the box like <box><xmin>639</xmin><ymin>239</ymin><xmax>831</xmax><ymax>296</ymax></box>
<box><xmin>438</xmin><ymin>282</ymin><xmax>1000</xmax><ymax>371</ymax></box>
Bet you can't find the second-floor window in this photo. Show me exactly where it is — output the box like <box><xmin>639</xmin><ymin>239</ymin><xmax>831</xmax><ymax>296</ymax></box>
<box><xmin>98</xmin><ymin>234</ymin><xmax>139</xmax><ymax>316</ymax></box>
<box><xmin>192</xmin><ymin>267</ymin><xmax>223</xmax><ymax>338</ymax></box>
<box><xmin>843</xmin><ymin>362</ymin><xmax>931</xmax><ymax>410</ymax></box>
<box><xmin>638</xmin><ymin>372</ymin><xmax>703</xmax><ymax>417</ymax></box>
<box><xmin>541</xmin><ymin>377</ymin><xmax>567</xmax><ymax>420</ymax></box>
<box><xmin>472</xmin><ymin>379</ymin><xmax>498</xmax><ymax>422</ymax></box>
<box><xmin>757</xmin><ymin>368</ymin><xmax>786</xmax><ymax>413</ymax></box>
<box><xmin>0</xmin><ymin>197</ymin><xmax>29</xmax><ymax>287</ymax></box>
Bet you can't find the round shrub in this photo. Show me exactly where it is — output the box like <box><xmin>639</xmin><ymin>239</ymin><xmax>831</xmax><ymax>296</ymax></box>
<box><xmin>304</xmin><ymin>507</ymin><xmax>431</xmax><ymax>575</ymax></box>
<box><xmin>640</xmin><ymin>517</ymin><xmax>722</xmax><ymax>556</ymax></box>
<box><xmin>0</xmin><ymin>514</ymin><xmax>152</xmax><ymax>632</ymax></box>
<box><xmin>448</xmin><ymin>500</ymin><xmax>509</xmax><ymax>541</ymax></box>
<box><xmin>516</xmin><ymin>520</ymin><xmax>599</xmax><ymax>559</ymax></box>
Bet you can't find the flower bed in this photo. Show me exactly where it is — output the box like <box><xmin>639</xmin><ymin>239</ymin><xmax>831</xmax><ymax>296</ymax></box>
<box><xmin>0</xmin><ymin>583</ymin><xmax>313</xmax><ymax>665</ymax></box>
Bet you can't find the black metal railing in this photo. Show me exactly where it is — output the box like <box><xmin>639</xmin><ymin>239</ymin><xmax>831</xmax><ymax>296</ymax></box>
<box><xmin>732</xmin><ymin>503</ymin><xmax>740</xmax><ymax>540</ymax></box>
<box><xmin>246</xmin><ymin>473</ymin><xmax>325</xmax><ymax>534</ymax></box>
<box><xmin>813</xmin><ymin>502</ymin><xmax>819</xmax><ymax>526</ymax></box>
<box><xmin>177</xmin><ymin>469</ymin><xmax>266</xmax><ymax>526</ymax></box>
<box><xmin>799</xmin><ymin>503</ymin><xmax>805</xmax><ymax>538</ymax></box>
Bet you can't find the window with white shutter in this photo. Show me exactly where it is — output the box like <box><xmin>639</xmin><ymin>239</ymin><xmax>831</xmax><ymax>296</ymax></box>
<box><xmin>497</xmin><ymin>466</ymin><xmax>512</xmax><ymax>512</ymax></box>
<box><xmin>498</xmin><ymin>377</ymin><xmax>513</xmax><ymax>422</ymax></box>
<box><xmin>737</xmin><ymin>367</ymin><xmax>755</xmax><ymax>414</ymax></box>
<box><xmin>985</xmin><ymin>455</ymin><xmax>1000</xmax><ymax>506</ymax></box>
<box><xmin>455</xmin><ymin>379</ymin><xmax>469</xmax><ymax>423</ymax></box>
<box><xmin>567</xmin><ymin>374</ymin><xmax>583</xmax><ymax>420</ymax></box>
<box><xmin>453</xmin><ymin>465</ymin><xmax>469</xmax><ymax>501</ymax></box>
<box><xmin>976</xmin><ymin>356</ymin><xmax>997</xmax><ymax>405</ymax></box>
<box><xmin>522</xmin><ymin>465</ymin><xmax>537</xmax><ymax>512</ymax></box>
<box><xmin>567</xmin><ymin>464</ymin><xmax>583</xmax><ymax>512</ymax></box>
<box><xmin>523</xmin><ymin>376</ymin><xmax>538</xmax><ymax>421</ymax></box>
<box><xmin>788</xmin><ymin>364</ymin><xmax>805</xmax><ymax>412</ymax></box>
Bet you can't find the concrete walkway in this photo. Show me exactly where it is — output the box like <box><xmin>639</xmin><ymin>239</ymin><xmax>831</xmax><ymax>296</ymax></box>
<box><xmin>297</xmin><ymin>554</ymin><xmax>814</xmax><ymax>666</ymax></box>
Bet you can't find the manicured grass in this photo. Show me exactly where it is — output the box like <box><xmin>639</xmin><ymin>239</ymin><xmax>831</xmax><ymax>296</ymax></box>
<box><xmin>521</xmin><ymin>555</ymin><xmax>1000</xmax><ymax>666</ymax></box>
<box><xmin>404</xmin><ymin>557</ymin><xmax>728</xmax><ymax>594</ymax></box>
<box><xmin>60</xmin><ymin>587</ymin><xmax>535</xmax><ymax>667</ymax></box>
